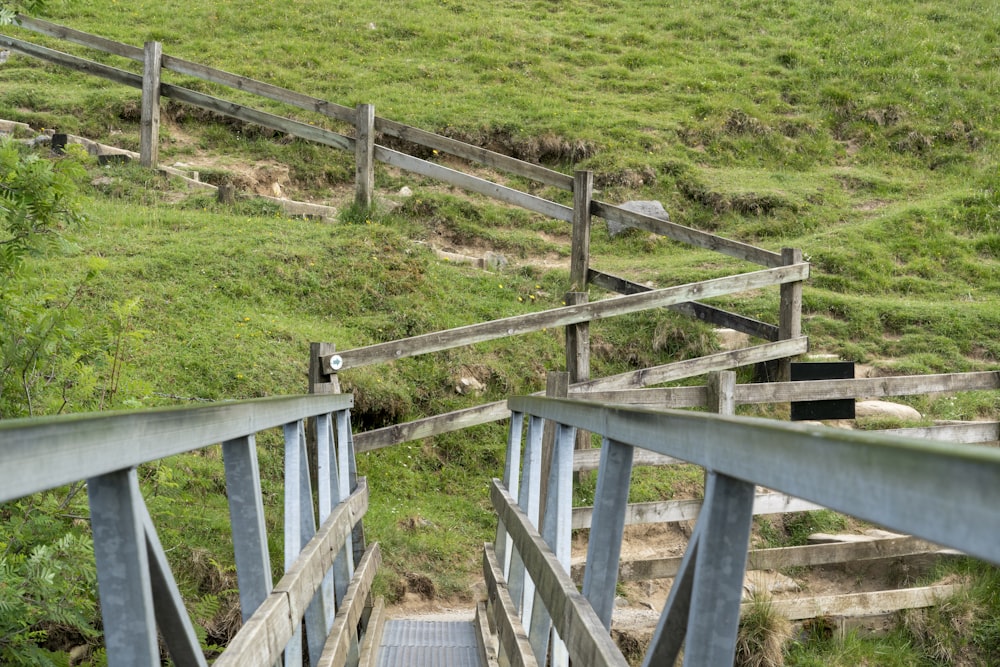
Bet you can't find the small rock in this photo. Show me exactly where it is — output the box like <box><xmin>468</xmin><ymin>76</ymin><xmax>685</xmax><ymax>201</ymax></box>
<box><xmin>91</xmin><ymin>176</ymin><xmax>116</xmax><ymax>187</ymax></box>
<box><xmin>0</xmin><ymin>50</ymin><xmax>10</xmax><ymax>65</ymax></box>
<box><xmin>855</xmin><ymin>400</ymin><xmax>921</xmax><ymax>421</ymax></box>
<box><xmin>614</xmin><ymin>596</ymin><xmax>630</xmax><ymax>607</ymax></box>
<box><xmin>398</xmin><ymin>186</ymin><xmax>413</xmax><ymax>197</ymax></box>
<box><xmin>483</xmin><ymin>251</ymin><xmax>507</xmax><ymax>271</ymax></box>
<box><xmin>611</xmin><ymin>200</ymin><xmax>669</xmax><ymax>238</ymax></box>
<box><xmin>456</xmin><ymin>376</ymin><xmax>485</xmax><ymax>395</ymax></box>
<box><xmin>31</xmin><ymin>134</ymin><xmax>51</xmax><ymax>147</ymax></box>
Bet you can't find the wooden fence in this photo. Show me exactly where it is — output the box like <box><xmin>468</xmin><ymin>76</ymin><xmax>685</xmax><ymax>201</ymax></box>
<box><xmin>1</xmin><ymin>16</ymin><xmax>809</xmax><ymax>457</ymax></box>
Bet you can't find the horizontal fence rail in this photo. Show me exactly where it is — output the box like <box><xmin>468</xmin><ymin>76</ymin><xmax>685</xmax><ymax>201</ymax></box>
<box><xmin>323</xmin><ymin>264</ymin><xmax>808</xmax><ymax>372</ymax></box>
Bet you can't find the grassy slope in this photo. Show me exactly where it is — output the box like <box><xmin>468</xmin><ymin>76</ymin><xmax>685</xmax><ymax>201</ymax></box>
<box><xmin>3</xmin><ymin>0</ymin><xmax>1000</xmax><ymax>662</ymax></box>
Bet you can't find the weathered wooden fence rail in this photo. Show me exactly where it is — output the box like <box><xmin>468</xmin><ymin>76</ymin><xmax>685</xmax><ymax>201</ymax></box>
<box><xmin>488</xmin><ymin>391</ymin><xmax>1000</xmax><ymax>667</ymax></box>
<box><xmin>0</xmin><ymin>394</ymin><xmax>373</xmax><ymax>667</ymax></box>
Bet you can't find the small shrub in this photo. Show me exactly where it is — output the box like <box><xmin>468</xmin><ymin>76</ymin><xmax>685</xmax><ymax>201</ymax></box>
<box><xmin>736</xmin><ymin>591</ymin><xmax>791</xmax><ymax>667</ymax></box>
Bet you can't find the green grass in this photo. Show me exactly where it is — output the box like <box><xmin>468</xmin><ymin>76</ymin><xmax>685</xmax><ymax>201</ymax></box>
<box><xmin>2</xmin><ymin>0</ymin><xmax>1000</xmax><ymax>661</ymax></box>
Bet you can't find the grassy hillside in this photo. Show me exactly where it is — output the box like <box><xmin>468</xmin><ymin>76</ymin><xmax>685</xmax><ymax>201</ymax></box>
<box><xmin>2</xmin><ymin>0</ymin><xmax>999</xmax><ymax>663</ymax></box>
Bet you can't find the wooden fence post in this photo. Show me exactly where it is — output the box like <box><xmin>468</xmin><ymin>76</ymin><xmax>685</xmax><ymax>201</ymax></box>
<box><xmin>140</xmin><ymin>41</ymin><xmax>162</xmax><ymax>169</ymax></box>
<box><xmin>778</xmin><ymin>247</ymin><xmax>804</xmax><ymax>382</ymax></box>
<box><xmin>570</xmin><ymin>170</ymin><xmax>593</xmax><ymax>292</ymax></box>
<box><xmin>355</xmin><ymin>104</ymin><xmax>375</xmax><ymax>209</ymax></box>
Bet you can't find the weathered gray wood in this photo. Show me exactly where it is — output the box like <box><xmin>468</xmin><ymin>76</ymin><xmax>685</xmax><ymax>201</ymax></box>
<box><xmin>88</xmin><ymin>469</ymin><xmax>159</xmax><ymax>667</ymax></box>
<box><xmin>734</xmin><ymin>371</ymin><xmax>1000</xmax><ymax>404</ymax></box>
<box><xmin>760</xmin><ymin>584</ymin><xmax>964</xmax><ymax>621</ymax></box>
<box><xmin>14</xmin><ymin>14</ymin><xmax>144</xmax><ymax>59</ymax></box>
<box><xmin>582</xmin><ymin>438</ymin><xmax>634</xmax><ymax>630</ymax></box>
<box><xmin>163</xmin><ymin>83</ymin><xmax>354</xmax><ymax>151</ymax></box>
<box><xmin>353</xmin><ymin>399</ymin><xmax>511</xmax><ymax>452</ymax></box>
<box><xmin>579</xmin><ymin>386</ymin><xmax>707</xmax><ymax>408</ymax></box>
<box><xmin>325</xmin><ymin>264</ymin><xmax>808</xmax><ymax>371</ymax></box>
<box><xmin>495</xmin><ymin>411</ymin><xmax>526</xmax><ymax>578</ymax></box>
<box><xmin>778</xmin><ymin>248</ymin><xmax>804</xmax><ymax>382</ymax></box>
<box><xmin>221</xmin><ymin>481</ymin><xmax>367</xmax><ymax>667</ymax></box>
<box><xmin>572</xmin><ymin>491</ymin><xmax>821</xmax><ymax>529</ymax></box>
<box><xmin>483</xmin><ymin>544</ymin><xmax>540</xmax><ymax>667</ymax></box>
<box><xmin>568</xmin><ymin>337</ymin><xmax>809</xmax><ymax>395</ymax></box>
<box><xmin>355</xmin><ymin>104</ymin><xmax>375</xmax><ymax>208</ymax></box>
<box><xmin>538</xmin><ymin>372</ymin><xmax>569</xmax><ymax>530</ymax></box>
<box><xmin>223</xmin><ymin>435</ymin><xmax>274</xmax><ymax>623</ymax></box>
<box><xmin>881</xmin><ymin>422</ymin><xmax>1000</xmax><ymax>443</ymax></box>
<box><xmin>474</xmin><ymin>601</ymin><xmax>501</xmax><ymax>667</ymax></box>
<box><xmin>374</xmin><ymin>145</ymin><xmax>574</xmax><ymax>221</ymax></box>
<box><xmin>570</xmin><ymin>171</ymin><xmax>594</xmax><ymax>290</ymax></box>
<box><xmin>593</xmin><ymin>200</ymin><xmax>783</xmax><ymax>267</ymax></box>
<box><xmin>140</xmin><ymin>41</ymin><xmax>162</xmax><ymax>169</ymax></box>
<box><xmin>490</xmin><ymin>481</ymin><xmax>630</xmax><ymax>667</ymax></box>
<box><xmin>357</xmin><ymin>596</ymin><xmax>386</xmax><ymax>667</ymax></box>
<box><xmin>0</xmin><ymin>393</ymin><xmax>352</xmax><ymax>503</ymax></box>
<box><xmin>587</xmin><ymin>269</ymin><xmax>781</xmax><ymax>341</ymax></box>
<box><xmin>317</xmin><ymin>544</ymin><xmax>382</xmax><ymax>667</ymax></box>
<box><xmin>376</xmin><ymin>117</ymin><xmax>574</xmax><ymax>190</ymax></box>
<box><xmin>215</xmin><ymin>592</ymin><xmax>294</xmax><ymax>666</ymax></box>
<box><xmin>707</xmin><ymin>371</ymin><xmax>736</xmax><ymax>417</ymax></box>
<box><xmin>508</xmin><ymin>396</ymin><xmax>1000</xmax><ymax>566</ymax></box>
<box><xmin>585</xmin><ymin>535</ymin><xmax>954</xmax><ymax>583</ymax></box>
<box><xmin>141</xmin><ymin>503</ymin><xmax>208</xmax><ymax>667</ymax></box>
<box><xmin>565</xmin><ymin>292</ymin><xmax>590</xmax><ymax>386</ymax></box>
<box><xmin>574</xmin><ymin>447</ymin><xmax>684</xmax><ymax>472</ymax></box>
<box><xmin>0</xmin><ymin>35</ymin><xmax>142</xmax><ymax>87</ymax></box>
<box><xmin>684</xmin><ymin>472</ymin><xmax>756</xmax><ymax>666</ymax></box>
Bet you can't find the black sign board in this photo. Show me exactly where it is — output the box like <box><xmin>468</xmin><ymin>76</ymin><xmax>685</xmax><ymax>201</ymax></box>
<box><xmin>789</xmin><ymin>362</ymin><xmax>856</xmax><ymax>421</ymax></box>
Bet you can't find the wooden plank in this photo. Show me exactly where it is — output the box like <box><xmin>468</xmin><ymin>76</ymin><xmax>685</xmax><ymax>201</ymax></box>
<box><xmin>326</xmin><ymin>264</ymin><xmax>808</xmax><ymax>371</ymax></box>
<box><xmin>568</xmin><ymin>337</ymin><xmax>809</xmax><ymax>394</ymax></box>
<box><xmin>14</xmin><ymin>14</ymin><xmax>144</xmax><ymax>59</ymax></box>
<box><xmin>376</xmin><ymin>117</ymin><xmax>574</xmax><ymax>190</ymax></box>
<box><xmin>355</xmin><ymin>104</ymin><xmax>375</xmax><ymax>207</ymax></box>
<box><xmin>0</xmin><ymin>35</ymin><xmax>142</xmax><ymax>88</ymax></box>
<box><xmin>579</xmin><ymin>535</ymin><xmax>954</xmax><ymax>584</ymax></box>
<box><xmin>734</xmin><ymin>371</ymin><xmax>1000</xmax><ymax>404</ymax></box>
<box><xmin>574</xmin><ymin>447</ymin><xmax>683</xmax><ymax>473</ymax></box>
<box><xmin>578</xmin><ymin>386</ymin><xmax>707</xmax><ymax>408</ymax></box>
<box><xmin>592</xmin><ymin>200</ymin><xmax>783</xmax><ymax>267</ymax></box>
<box><xmin>572</xmin><ymin>492</ymin><xmax>822</xmax><ymax>530</ymax></box>
<box><xmin>374</xmin><ymin>145</ymin><xmax>574</xmax><ymax>222</ymax></box>
<box><xmin>588</xmin><ymin>269</ymin><xmax>780</xmax><ymax>341</ymax></box>
<box><xmin>474</xmin><ymin>601</ymin><xmax>501</xmax><ymax>667</ymax></box>
<box><xmin>357</xmin><ymin>597</ymin><xmax>386</xmax><ymax>667</ymax></box>
<box><xmin>140</xmin><ymin>41</ymin><xmax>162</xmax><ymax>169</ymax></box>
<box><xmin>161</xmin><ymin>55</ymin><xmax>355</xmax><ymax>123</ymax></box>
<box><xmin>758</xmin><ymin>584</ymin><xmax>964</xmax><ymax>621</ymax></box>
<box><xmin>317</xmin><ymin>544</ymin><xmax>382</xmax><ymax>667</ymax></box>
<box><xmin>880</xmin><ymin>422</ymin><xmax>1000</xmax><ymax>443</ymax></box>
<box><xmin>213</xmin><ymin>591</ymin><xmax>293</xmax><ymax>666</ymax></box>
<box><xmin>483</xmin><ymin>545</ymin><xmax>538</xmax><ymax>667</ymax></box>
<box><xmin>353</xmin><ymin>400</ymin><xmax>511</xmax><ymax>452</ymax></box>
<box><xmin>778</xmin><ymin>248</ymin><xmax>804</xmax><ymax>382</ymax></box>
<box><xmin>490</xmin><ymin>482</ymin><xmax>629</xmax><ymax>667</ymax></box>
<box><xmin>273</xmin><ymin>479</ymin><xmax>368</xmax><ymax>627</ymax></box>
<box><xmin>162</xmin><ymin>83</ymin><xmax>354</xmax><ymax>151</ymax></box>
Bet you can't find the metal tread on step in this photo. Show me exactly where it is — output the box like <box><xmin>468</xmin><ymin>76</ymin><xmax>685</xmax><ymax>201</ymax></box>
<box><xmin>376</xmin><ymin>620</ymin><xmax>483</xmax><ymax>667</ymax></box>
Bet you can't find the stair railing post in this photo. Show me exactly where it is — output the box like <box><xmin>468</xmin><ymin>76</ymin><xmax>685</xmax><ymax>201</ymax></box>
<box><xmin>140</xmin><ymin>41</ymin><xmax>162</xmax><ymax>169</ymax></box>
